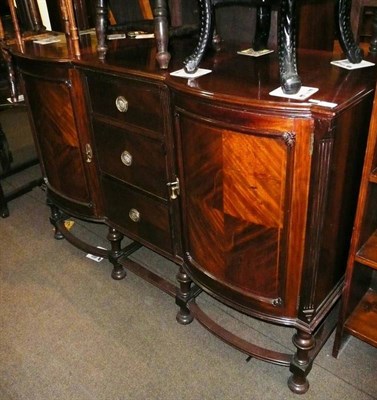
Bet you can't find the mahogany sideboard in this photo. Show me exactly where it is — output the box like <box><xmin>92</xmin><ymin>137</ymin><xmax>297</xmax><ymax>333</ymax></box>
<box><xmin>9</xmin><ymin>34</ymin><xmax>376</xmax><ymax>393</ymax></box>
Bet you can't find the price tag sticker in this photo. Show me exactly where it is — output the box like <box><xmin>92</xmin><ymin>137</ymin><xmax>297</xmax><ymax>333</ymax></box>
<box><xmin>86</xmin><ymin>247</ymin><xmax>107</xmax><ymax>263</ymax></box>
<box><xmin>331</xmin><ymin>59</ymin><xmax>375</xmax><ymax>70</ymax></box>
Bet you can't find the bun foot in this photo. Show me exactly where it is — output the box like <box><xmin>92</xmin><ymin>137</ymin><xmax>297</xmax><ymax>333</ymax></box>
<box><xmin>54</xmin><ymin>228</ymin><xmax>64</xmax><ymax>240</ymax></box>
<box><xmin>176</xmin><ymin>309</ymin><xmax>194</xmax><ymax>325</ymax></box>
<box><xmin>288</xmin><ymin>374</ymin><xmax>309</xmax><ymax>394</ymax></box>
<box><xmin>111</xmin><ymin>267</ymin><xmax>127</xmax><ymax>280</ymax></box>
<box><xmin>1</xmin><ymin>207</ymin><xmax>10</xmax><ymax>218</ymax></box>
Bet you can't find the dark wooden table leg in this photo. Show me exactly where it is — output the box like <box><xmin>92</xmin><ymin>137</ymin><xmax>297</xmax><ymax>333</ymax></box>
<box><xmin>48</xmin><ymin>201</ymin><xmax>65</xmax><ymax>240</ymax></box>
<box><xmin>1</xmin><ymin>47</ymin><xmax>18</xmax><ymax>103</ymax></box>
<box><xmin>27</xmin><ymin>0</ymin><xmax>45</xmax><ymax>32</ymax></box>
<box><xmin>0</xmin><ymin>180</ymin><xmax>10</xmax><ymax>218</ymax></box>
<box><xmin>288</xmin><ymin>329</ymin><xmax>315</xmax><ymax>394</ymax></box>
<box><xmin>369</xmin><ymin>7</ymin><xmax>377</xmax><ymax>54</ymax></box>
<box><xmin>96</xmin><ymin>0</ymin><xmax>108</xmax><ymax>61</ymax></box>
<box><xmin>176</xmin><ymin>265</ymin><xmax>195</xmax><ymax>324</ymax></box>
<box><xmin>0</xmin><ymin>123</ymin><xmax>11</xmax><ymax>218</ymax></box>
<box><xmin>153</xmin><ymin>0</ymin><xmax>171</xmax><ymax>69</ymax></box>
<box><xmin>107</xmin><ymin>227</ymin><xmax>127</xmax><ymax>280</ymax></box>
<box><xmin>253</xmin><ymin>5</ymin><xmax>271</xmax><ymax>51</ymax></box>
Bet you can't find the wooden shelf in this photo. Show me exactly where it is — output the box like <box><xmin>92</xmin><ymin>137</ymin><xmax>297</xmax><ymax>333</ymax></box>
<box><xmin>355</xmin><ymin>230</ymin><xmax>377</xmax><ymax>270</ymax></box>
<box><xmin>334</xmin><ymin>77</ymin><xmax>377</xmax><ymax>357</ymax></box>
<box><xmin>344</xmin><ymin>289</ymin><xmax>377</xmax><ymax>347</ymax></box>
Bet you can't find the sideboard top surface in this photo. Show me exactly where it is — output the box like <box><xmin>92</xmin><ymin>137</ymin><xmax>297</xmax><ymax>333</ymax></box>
<box><xmin>10</xmin><ymin>33</ymin><xmax>377</xmax><ymax>115</ymax></box>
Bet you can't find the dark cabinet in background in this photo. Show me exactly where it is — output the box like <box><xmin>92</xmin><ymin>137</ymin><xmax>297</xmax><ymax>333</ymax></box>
<box><xmin>333</xmin><ymin>80</ymin><xmax>377</xmax><ymax>357</ymax></box>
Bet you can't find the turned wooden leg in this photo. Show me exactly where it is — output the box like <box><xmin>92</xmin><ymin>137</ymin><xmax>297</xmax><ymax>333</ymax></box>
<box><xmin>176</xmin><ymin>265</ymin><xmax>194</xmax><ymax>325</ymax></box>
<box><xmin>1</xmin><ymin>47</ymin><xmax>18</xmax><ymax>102</ymax></box>
<box><xmin>48</xmin><ymin>201</ymin><xmax>65</xmax><ymax>240</ymax></box>
<box><xmin>369</xmin><ymin>8</ymin><xmax>377</xmax><ymax>55</ymax></box>
<box><xmin>107</xmin><ymin>227</ymin><xmax>126</xmax><ymax>280</ymax></box>
<box><xmin>27</xmin><ymin>0</ymin><xmax>45</xmax><ymax>32</ymax></box>
<box><xmin>96</xmin><ymin>0</ymin><xmax>108</xmax><ymax>61</ymax></box>
<box><xmin>253</xmin><ymin>5</ymin><xmax>271</xmax><ymax>51</ymax></box>
<box><xmin>211</xmin><ymin>5</ymin><xmax>222</xmax><ymax>53</ymax></box>
<box><xmin>153</xmin><ymin>0</ymin><xmax>171</xmax><ymax>69</ymax></box>
<box><xmin>212</xmin><ymin>27</ymin><xmax>222</xmax><ymax>51</ymax></box>
<box><xmin>278</xmin><ymin>0</ymin><xmax>301</xmax><ymax>94</ymax></box>
<box><xmin>288</xmin><ymin>329</ymin><xmax>315</xmax><ymax>394</ymax></box>
<box><xmin>0</xmin><ymin>135</ymin><xmax>8</xmax><ymax>218</ymax></box>
<box><xmin>0</xmin><ymin>122</ymin><xmax>12</xmax><ymax>174</ymax></box>
<box><xmin>0</xmin><ymin>181</ymin><xmax>9</xmax><ymax>218</ymax></box>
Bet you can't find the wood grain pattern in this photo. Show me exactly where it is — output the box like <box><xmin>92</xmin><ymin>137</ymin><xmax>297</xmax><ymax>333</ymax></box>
<box><xmin>24</xmin><ymin>75</ymin><xmax>90</xmax><ymax>204</ymax></box>
<box><xmin>16</xmin><ymin>60</ymin><xmax>103</xmax><ymax>218</ymax></box>
<box><xmin>179</xmin><ymin>114</ymin><xmax>292</xmax><ymax>307</ymax></box>
<box><xmin>223</xmin><ymin>130</ymin><xmax>287</xmax><ymax>228</ymax></box>
<box><xmin>345</xmin><ymin>289</ymin><xmax>377</xmax><ymax>347</ymax></box>
<box><xmin>92</xmin><ymin>119</ymin><xmax>168</xmax><ymax>199</ymax></box>
<box><xmin>102</xmin><ymin>176</ymin><xmax>172</xmax><ymax>253</ymax></box>
<box><xmin>333</xmin><ymin>74</ymin><xmax>377</xmax><ymax>357</ymax></box>
<box><xmin>86</xmin><ymin>72</ymin><xmax>164</xmax><ymax>137</ymax></box>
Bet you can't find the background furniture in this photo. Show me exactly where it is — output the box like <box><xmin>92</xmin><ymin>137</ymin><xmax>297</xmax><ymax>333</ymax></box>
<box><xmin>181</xmin><ymin>0</ymin><xmax>362</xmax><ymax>94</ymax></box>
<box><xmin>351</xmin><ymin>0</ymin><xmax>377</xmax><ymax>52</ymax></box>
<box><xmin>90</xmin><ymin>0</ymin><xmax>363</xmax><ymax>95</ymax></box>
<box><xmin>0</xmin><ymin>104</ymin><xmax>42</xmax><ymax>218</ymax></box>
<box><xmin>0</xmin><ymin>0</ymin><xmax>42</xmax><ymax>217</ymax></box>
<box><xmin>332</xmin><ymin>77</ymin><xmax>377</xmax><ymax>357</ymax></box>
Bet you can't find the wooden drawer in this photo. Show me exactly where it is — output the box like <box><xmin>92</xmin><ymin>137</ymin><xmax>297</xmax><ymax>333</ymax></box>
<box><xmin>102</xmin><ymin>176</ymin><xmax>172</xmax><ymax>254</ymax></box>
<box><xmin>93</xmin><ymin>119</ymin><xmax>167</xmax><ymax>199</ymax></box>
<box><xmin>86</xmin><ymin>73</ymin><xmax>163</xmax><ymax>135</ymax></box>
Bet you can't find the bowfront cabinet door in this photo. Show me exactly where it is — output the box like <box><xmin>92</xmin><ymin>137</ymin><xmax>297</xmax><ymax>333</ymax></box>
<box><xmin>174</xmin><ymin>101</ymin><xmax>313</xmax><ymax>321</ymax></box>
<box><xmin>19</xmin><ymin>61</ymin><xmax>102</xmax><ymax>218</ymax></box>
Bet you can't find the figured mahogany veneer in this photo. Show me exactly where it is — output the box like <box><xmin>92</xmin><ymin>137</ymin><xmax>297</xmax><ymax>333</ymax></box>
<box><xmin>10</xmin><ymin>37</ymin><xmax>377</xmax><ymax>394</ymax></box>
<box><xmin>18</xmin><ymin>59</ymin><xmax>103</xmax><ymax>218</ymax></box>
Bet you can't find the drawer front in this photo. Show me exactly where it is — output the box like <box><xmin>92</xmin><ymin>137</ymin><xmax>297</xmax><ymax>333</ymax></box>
<box><xmin>86</xmin><ymin>73</ymin><xmax>163</xmax><ymax>135</ymax></box>
<box><xmin>93</xmin><ymin>120</ymin><xmax>167</xmax><ymax>199</ymax></box>
<box><xmin>102</xmin><ymin>176</ymin><xmax>172</xmax><ymax>253</ymax></box>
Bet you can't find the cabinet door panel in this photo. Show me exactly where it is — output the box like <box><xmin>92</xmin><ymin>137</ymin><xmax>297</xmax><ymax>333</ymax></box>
<box><xmin>23</xmin><ymin>75</ymin><xmax>91</xmax><ymax>206</ymax></box>
<box><xmin>177</xmin><ymin>114</ymin><xmax>297</xmax><ymax>315</ymax></box>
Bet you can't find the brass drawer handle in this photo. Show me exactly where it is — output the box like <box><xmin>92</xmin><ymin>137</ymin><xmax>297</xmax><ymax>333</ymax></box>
<box><xmin>115</xmin><ymin>96</ymin><xmax>128</xmax><ymax>112</ymax></box>
<box><xmin>120</xmin><ymin>150</ymin><xmax>132</xmax><ymax>166</ymax></box>
<box><xmin>129</xmin><ymin>208</ymin><xmax>140</xmax><ymax>222</ymax></box>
